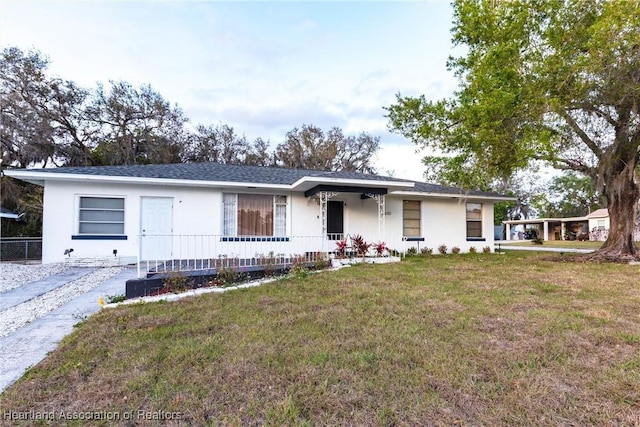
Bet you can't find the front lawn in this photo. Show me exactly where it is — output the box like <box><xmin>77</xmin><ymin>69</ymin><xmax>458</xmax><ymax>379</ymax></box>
<box><xmin>1</xmin><ymin>252</ymin><xmax>639</xmax><ymax>426</ymax></box>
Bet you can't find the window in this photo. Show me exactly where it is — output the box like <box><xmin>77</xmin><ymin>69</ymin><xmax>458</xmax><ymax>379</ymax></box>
<box><xmin>597</xmin><ymin>219</ymin><xmax>606</xmax><ymax>231</ymax></box>
<box><xmin>223</xmin><ymin>194</ymin><xmax>287</xmax><ymax>236</ymax></box>
<box><xmin>78</xmin><ymin>197</ymin><xmax>125</xmax><ymax>235</ymax></box>
<box><xmin>466</xmin><ymin>203</ymin><xmax>483</xmax><ymax>238</ymax></box>
<box><xmin>403</xmin><ymin>200</ymin><xmax>421</xmax><ymax>237</ymax></box>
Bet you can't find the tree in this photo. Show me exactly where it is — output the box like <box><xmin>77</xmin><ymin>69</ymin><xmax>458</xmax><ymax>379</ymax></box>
<box><xmin>1</xmin><ymin>47</ymin><xmax>98</xmax><ymax>168</ymax></box>
<box><xmin>274</xmin><ymin>124</ymin><xmax>380</xmax><ymax>173</ymax></box>
<box><xmin>0</xmin><ymin>175</ymin><xmax>43</xmax><ymax>237</ymax></box>
<box><xmin>387</xmin><ymin>0</ymin><xmax>640</xmax><ymax>260</ymax></box>
<box><xmin>533</xmin><ymin>172</ymin><xmax>603</xmax><ymax>218</ymax></box>
<box><xmin>1</xmin><ymin>47</ymin><xmax>61</xmax><ymax>168</ymax></box>
<box><xmin>493</xmin><ymin>173</ymin><xmax>543</xmax><ymax>224</ymax></box>
<box><xmin>186</xmin><ymin>124</ymin><xmax>272</xmax><ymax>166</ymax></box>
<box><xmin>87</xmin><ymin>81</ymin><xmax>188</xmax><ymax>165</ymax></box>
<box><xmin>1</xmin><ymin>47</ymin><xmax>193</xmax><ymax>236</ymax></box>
<box><xmin>1</xmin><ymin>47</ymin><xmax>89</xmax><ymax>236</ymax></box>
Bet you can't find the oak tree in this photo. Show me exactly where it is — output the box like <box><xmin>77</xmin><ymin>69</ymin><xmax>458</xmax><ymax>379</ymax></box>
<box><xmin>87</xmin><ymin>81</ymin><xmax>188</xmax><ymax>165</ymax></box>
<box><xmin>186</xmin><ymin>124</ymin><xmax>272</xmax><ymax>166</ymax></box>
<box><xmin>387</xmin><ymin>0</ymin><xmax>640</xmax><ymax>260</ymax></box>
<box><xmin>274</xmin><ymin>124</ymin><xmax>380</xmax><ymax>173</ymax></box>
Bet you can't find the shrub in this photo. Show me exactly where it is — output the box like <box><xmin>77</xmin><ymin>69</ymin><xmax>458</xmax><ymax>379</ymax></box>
<box><xmin>106</xmin><ymin>294</ymin><xmax>126</xmax><ymax>304</ymax></box>
<box><xmin>259</xmin><ymin>251</ymin><xmax>280</xmax><ymax>277</ymax></box>
<box><xmin>438</xmin><ymin>244</ymin><xmax>448</xmax><ymax>254</ymax></box>
<box><xmin>469</xmin><ymin>246</ymin><xmax>477</xmax><ymax>253</ymax></box>
<box><xmin>406</xmin><ymin>247</ymin><xmax>417</xmax><ymax>256</ymax></box>
<box><xmin>163</xmin><ymin>272</ymin><xmax>189</xmax><ymax>293</ymax></box>
<box><xmin>310</xmin><ymin>252</ymin><xmax>330</xmax><ymax>270</ymax></box>
<box><xmin>351</xmin><ymin>234</ymin><xmax>371</xmax><ymax>257</ymax></box>
<box><xmin>373</xmin><ymin>241</ymin><xmax>388</xmax><ymax>257</ymax></box>
<box><xmin>216</xmin><ymin>255</ymin><xmax>240</xmax><ymax>269</ymax></box>
<box><xmin>577</xmin><ymin>232</ymin><xmax>589</xmax><ymax>241</ymax></box>
<box><xmin>421</xmin><ymin>247</ymin><xmax>433</xmax><ymax>255</ymax></box>
<box><xmin>289</xmin><ymin>254</ymin><xmax>309</xmax><ymax>278</ymax></box>
<box><xmin>451</xmin><ymin>246</ymin><xmax>461</xmax><ymax>254</ymax></box>
<box><xmin>217</xmin><ymin>266</ymin><xmax>245</xmax><ymax>286</ymax></box>
<box><xmin>483</xmin><ymin>246</ymin><xmax>492</xmax><ymax>253</ymax></box>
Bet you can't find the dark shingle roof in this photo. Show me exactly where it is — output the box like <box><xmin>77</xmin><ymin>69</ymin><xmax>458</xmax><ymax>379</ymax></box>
<box><xmin>410</xmin><ymin>181</ymin><xmax>507</xmax><ymax>198</ymax></box>
<box><xmin>13</xmin><ymin>162</ymin><xmax>508</xmax><ymax>198</ymax></box>
<box><xmin>25</xmin><ymin>162</ymin><xmax>408</xmax><ymax>185</ymax></box>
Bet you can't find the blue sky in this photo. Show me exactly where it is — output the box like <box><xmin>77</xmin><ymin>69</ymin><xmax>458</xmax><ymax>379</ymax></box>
<box><xmin>1</xmin><ymin>1</ymin><xmax>460</xmax><ymax>180</ymax></box>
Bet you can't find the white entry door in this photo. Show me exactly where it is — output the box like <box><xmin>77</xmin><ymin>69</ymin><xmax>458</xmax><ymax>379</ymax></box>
<box><xmin>140</xmin><ymin>197</ymin><xmax>173</xmax><ymax>261</ymax></box>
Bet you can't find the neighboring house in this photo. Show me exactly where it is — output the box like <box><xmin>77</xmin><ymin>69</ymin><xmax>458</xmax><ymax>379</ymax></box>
<box><xmin>5</xmin><ymin>163</ymin><xmax>513</xmax><ymax>269</ymax></box>
<box><xmin>503</xmin><ymin>208</ymin><xmax>610</xmax><ymax>241</ymax></box>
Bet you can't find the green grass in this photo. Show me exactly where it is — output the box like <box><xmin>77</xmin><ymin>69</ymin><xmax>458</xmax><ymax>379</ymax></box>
<box><xmin>1</xmin><ymin>252</ymin><xmax>639</xmax><ymax>426</ymax></box>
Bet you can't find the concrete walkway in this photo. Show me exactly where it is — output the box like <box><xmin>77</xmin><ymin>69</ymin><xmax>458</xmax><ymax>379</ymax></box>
<box><xmin>0</xmin><ymin>268</ymin><xmax>137</xmax><ymax>393</ymax></box>
<box><xmin>0</xmin><ymin>268</ymin><xmax>97</xmax><ymax>311</ymax></box>
<box><xmin>495</xmin><ymin>242</ymin><xmax>596</xmax><ymax>254</ymax></box>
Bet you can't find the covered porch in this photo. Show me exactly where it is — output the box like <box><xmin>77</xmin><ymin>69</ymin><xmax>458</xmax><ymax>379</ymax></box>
<box><xmin>304</xmin><ymin>184</ymin><xmax>389</xmax><ymax>244</ymax></box>
<box><xmin>503</xmin><ymin>216</ymin><xmax>589</xmax><ymax>241</ymax></box>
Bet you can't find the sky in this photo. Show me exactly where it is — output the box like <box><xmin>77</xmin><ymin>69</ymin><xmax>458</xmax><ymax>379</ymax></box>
<box><xmin>1</xmin><ymin>0</ymin><xmax>461</xmax><ymax>181</ymax></box>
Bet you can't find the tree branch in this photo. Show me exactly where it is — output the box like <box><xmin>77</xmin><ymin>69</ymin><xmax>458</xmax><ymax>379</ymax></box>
<box><xmin>554</xmin><ymin>158</ymin><xmax>598</xmax><ymax>181</ymax></box>
<box><xmin>559</xmin><ymin>110</ymin><xmax>603</xmax><ymax>159</ymax></box>
<box><xmin>576</xmin><ymin>104</ymin><xmax>618</xmax><ymax>128</ymax></box>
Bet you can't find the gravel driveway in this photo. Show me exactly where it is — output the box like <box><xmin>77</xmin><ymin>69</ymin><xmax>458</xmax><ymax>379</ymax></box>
<box><xmin>0</xmin><ymin>262</ymin><xmax>135</xmax><ymax>392</ymax></box>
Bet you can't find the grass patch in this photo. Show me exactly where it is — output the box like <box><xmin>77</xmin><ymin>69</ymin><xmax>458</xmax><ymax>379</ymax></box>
<box><xmin>1</xmin><ymin>252</ymin><xmax>639</xmax><ymax>425</ymax></box>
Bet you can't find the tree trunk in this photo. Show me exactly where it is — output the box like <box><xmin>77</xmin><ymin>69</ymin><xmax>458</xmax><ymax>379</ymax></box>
<box><xmin>596</xmin><ymin>167</ymin><xmax>640</xmax><ymax>261</ymax></box>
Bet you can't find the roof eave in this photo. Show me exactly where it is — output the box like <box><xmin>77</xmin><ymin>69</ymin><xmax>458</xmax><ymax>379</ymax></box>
<box><xmin>393</xmin><ymin>190</ymin><xmax>515</xmax><ymax>201</ymax></box>
<box><xmin>3</xmin><ymin>170</ymin><xmax>292</xmax><ymax>190</ymax></box>
<box><xmin>291</xmin><ymin>176</ymin><xmax>415</xmax><ymax>192</ymax></box>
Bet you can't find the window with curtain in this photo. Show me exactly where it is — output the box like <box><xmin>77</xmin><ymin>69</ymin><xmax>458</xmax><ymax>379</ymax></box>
<box><xmin>403</xmin><ymin>200</ymin><xmax>421</xmax><ymax>237</ymax></box>
<box><xmin>78</xmin><ymin>197</ymin><xmax>125</xmax><ymax>235</ymax></box>
<box><xmin>223</xmin><ymin>194</ymin><xmax>287</xmax><ymax>236</ymax></box>
<box><xmin>466</xmin><ymin>203</ymin><xmax>483</xmax><ymax>238</ymax></box>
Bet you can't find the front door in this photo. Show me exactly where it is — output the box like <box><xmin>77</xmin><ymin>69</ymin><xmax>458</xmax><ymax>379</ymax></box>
<box><xmin>140</xmin><ymin>197</ymin><xmax>173</xmax><ymax>260</ymax></box>
<box><xmin>327</xmin><ymin>201</ymin><xmax>344</xmax><ymax>239</ymax></box>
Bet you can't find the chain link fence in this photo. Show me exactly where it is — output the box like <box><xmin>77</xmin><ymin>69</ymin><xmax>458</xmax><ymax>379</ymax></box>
<box><xmin>0</xmin><ymin>238</ymin><xmax>42</xmax><ymax>262</ymax></box>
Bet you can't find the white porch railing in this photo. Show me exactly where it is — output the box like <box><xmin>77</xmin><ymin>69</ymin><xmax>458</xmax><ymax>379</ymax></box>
<box><xmin>137</xmin><ymin>234</ymin><xmax>337</xmax><ymax>278</ymax></box>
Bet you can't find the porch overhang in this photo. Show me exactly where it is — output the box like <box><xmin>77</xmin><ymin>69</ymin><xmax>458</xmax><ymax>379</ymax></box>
<box><xmin>304</xmin><ymin>185</ymin><xmax>388</xmax><ymax>198</ymax></box>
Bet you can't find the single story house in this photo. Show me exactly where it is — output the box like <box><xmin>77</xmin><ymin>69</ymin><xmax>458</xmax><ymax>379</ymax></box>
<box><xmin>5</xmin><ymin>163</ymin><xmax>513</xmax><ymax>273</ymax></box>
<box><xmin>503</xmin><ymin>208</ymin><xmax>610</xmax><ymax>241</ymax></box>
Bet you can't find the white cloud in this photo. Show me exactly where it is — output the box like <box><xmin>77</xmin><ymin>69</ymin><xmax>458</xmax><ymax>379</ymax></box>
<box><xmin>373</xmin><ymin>144</ymin><xmax>427</xmax><ymax>182</ymax></box>
<box><xmin>1</xmin><ymin>1</ymin><xmax>457</xmax><ymax>181</ymax></box>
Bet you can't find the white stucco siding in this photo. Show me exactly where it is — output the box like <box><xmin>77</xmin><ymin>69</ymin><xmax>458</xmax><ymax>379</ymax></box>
<box><xmin>480</xmin><ymin>202</ymin><xmax>496</xmax><ymax>250</ymax></box>
<box><xmin>289</xmin><ymin>193</ymin><xmax>322</xmax><ymax>237</ymax></box>
<box><xmin>383</xmin><ymin>198</ymin><xmax>404</xmax><ymax>250</ymax></box>
<box><xmin>40</xmin><ymin>180</ymin><xmax>497</xmax><ymax>263</ymax></box>
<box><xmin>384</xmin><ymin>196</ymin><xmax>495</xmax><ymax>253</ymax></box>
<box><xmin>288</xmin><ymin>193</ymin><xmax>388</xmax><ymax>243</ymax></box>
<box><xmin>43</xmin><ymin>180</ymin><xmax>136</xmax><ymax>264</ymax></box>
<box><xmin>342</xmin><ymin>194</ymin><xmax>385</xmax><ymax>243</ymax></box>
<box><xmin>422</xmin><ymin>199</ymin><xmax>466</xmax><ymax>251</ymax></box>
<box><xmin>42</xmin><ymin>181</ymin><xmax>220</xmax><ymax>263</ymax></box>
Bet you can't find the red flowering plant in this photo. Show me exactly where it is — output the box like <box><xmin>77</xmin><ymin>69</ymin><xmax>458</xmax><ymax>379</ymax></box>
<box><xmin>351</xmin><ymin>234</ymin><xmax>371</xmax><ymax>257</ymax></box>
<box><xmin>335</xmin><ymin>239</ymin><xmax>348</xmax><ymax>258</ymax></box>
<box><xmin>373</xmin><ymin>241</ymin><xmax>388</xmax><ymax>257</ymax></box>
